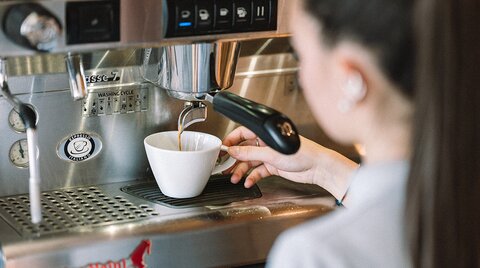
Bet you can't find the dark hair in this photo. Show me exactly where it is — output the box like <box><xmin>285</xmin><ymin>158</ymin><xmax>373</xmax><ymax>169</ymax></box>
<box><xmin>303</xmin><ymin>0</ymin><xmax>480</xmax><ymax>266</ymax></box>
<box><xmin>407</xmin><ymin>0</ymin><xmax>480</xmax><ymax>267</ymax></box>
<box><xmin>303</xmin><ymin>0</ymin><xmax>414</xmax><ymax>98</ymax></box>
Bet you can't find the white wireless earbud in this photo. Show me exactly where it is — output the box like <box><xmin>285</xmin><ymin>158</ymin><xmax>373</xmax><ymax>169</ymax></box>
<box><xmin>337</xmin><ymin>71</ymin><xmax>366</xmax><ymax>113</ymax></box>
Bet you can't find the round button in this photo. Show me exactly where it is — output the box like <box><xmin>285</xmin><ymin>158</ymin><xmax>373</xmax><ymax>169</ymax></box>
<box><xmin>3</xmin><ymin>3</ymin><xmax>62</xmax><ymax>51</ymax></box>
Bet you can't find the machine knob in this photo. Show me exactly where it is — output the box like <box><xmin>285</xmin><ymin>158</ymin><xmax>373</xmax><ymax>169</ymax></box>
<box><xmin>3</xmin><ymin>4</ymin><xmax>62</xmax><ymax>52</ymax></box>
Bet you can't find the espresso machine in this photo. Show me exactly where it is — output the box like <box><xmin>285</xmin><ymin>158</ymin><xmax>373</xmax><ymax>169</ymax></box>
<box><xmin>0</xmin><ymin>0</ymin><xmax>355</xmax><ymax>267</ymax></box>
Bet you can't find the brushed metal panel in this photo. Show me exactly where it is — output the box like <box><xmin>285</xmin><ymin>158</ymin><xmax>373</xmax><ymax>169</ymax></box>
<box><xmin>0</xmin><ymin>177</ymin><xmax>334</xmax><ymax>267</ymax></box>
<box><xmin>0</xmin><ymin>0</ymin><xmax>296</xmax><ymax>57</ymax></box>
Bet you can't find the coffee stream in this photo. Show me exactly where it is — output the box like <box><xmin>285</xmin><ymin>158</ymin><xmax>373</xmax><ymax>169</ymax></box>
<box><xmin>177</xmin><ymin>122</ymin><xmax>183</xmax><ymax>151</ymax></box>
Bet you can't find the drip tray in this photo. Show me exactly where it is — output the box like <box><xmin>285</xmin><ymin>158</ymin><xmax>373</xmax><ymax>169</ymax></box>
<box><xmin>121</xmin><ymin>175</ymin><xmax>262</xmax><ymax>208</ymax></box>
<box><xmin>0</xmin><ymin>186</ymin><xmax>158</xmax><ymax>237</ymax></box>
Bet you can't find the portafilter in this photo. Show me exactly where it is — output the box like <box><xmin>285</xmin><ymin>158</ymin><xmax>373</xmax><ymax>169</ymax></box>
<box><xmin>141</xmin><ymin>41</ymin><xmax>300</xmax><ymax>155</ymax></box>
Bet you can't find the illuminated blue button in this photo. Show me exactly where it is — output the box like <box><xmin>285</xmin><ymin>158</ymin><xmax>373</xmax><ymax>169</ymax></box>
<box><xmin>179</xmin><ymin>22</ymin><xmax>192</xmax><ymax>27</ymax></box>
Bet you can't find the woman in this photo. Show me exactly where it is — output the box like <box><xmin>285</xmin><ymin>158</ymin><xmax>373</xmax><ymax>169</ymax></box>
<box><xmin>223</xmin><ymin>0</ymin><xmax>479</xmax><ymax>267</ymax></box>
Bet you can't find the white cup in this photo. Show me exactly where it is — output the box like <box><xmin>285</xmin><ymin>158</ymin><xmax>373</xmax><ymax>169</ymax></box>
<box><xmin>144</xmin><ymin>131</ymin><xmax>236</xmax><ymax>198</ymax></box>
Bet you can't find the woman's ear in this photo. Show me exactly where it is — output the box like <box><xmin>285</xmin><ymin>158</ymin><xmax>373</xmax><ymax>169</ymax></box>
<box><xmin>332</xmin><ymin>42</ymin><xmax>374</xmax><ymax>113</ymax></box>
<box><xmin>338</xmin><ymin>69</ymin><xmax>367</xmax><ymax>113</ymax></box>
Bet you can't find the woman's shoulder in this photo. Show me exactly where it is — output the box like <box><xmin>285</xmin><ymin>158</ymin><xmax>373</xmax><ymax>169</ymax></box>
<box><xmin>267</xmin><ymin>191</ymin><xmax>409</xmax><ymax>268</ymax></box>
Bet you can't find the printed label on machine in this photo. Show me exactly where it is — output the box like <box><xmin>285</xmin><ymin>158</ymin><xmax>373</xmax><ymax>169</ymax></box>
<box><xmin>82</xmin><ymin>86</ymin><xmax>148</xmax><ymax>117</ymax></box>
<box><xmin>85</xmin><ymin>71</ymin><xmax>121</xmax><ymax>84</ymax></box>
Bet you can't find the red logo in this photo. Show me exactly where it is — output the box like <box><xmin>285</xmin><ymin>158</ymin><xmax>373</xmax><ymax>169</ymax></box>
<box><xmin>85</xmin><ymin>240</ymin><xmax>152</xmax><ymax>268</ymax></box>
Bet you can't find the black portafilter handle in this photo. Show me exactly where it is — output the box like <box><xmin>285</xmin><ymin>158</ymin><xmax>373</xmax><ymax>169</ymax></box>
<box><xmin>211</xmin><ymin>91</ymin><xmax>300</xmax><ymax>155</ymax></box>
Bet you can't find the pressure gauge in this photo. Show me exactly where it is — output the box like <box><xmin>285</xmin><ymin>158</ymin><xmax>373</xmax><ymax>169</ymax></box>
<box><xmin>8</xmin><ymin>106</ymin><xmax>37</xmax><ymax>133</ymax></box>
<box><xmin>8</xmin><ymin>109</ymin><xmax>26</xmax><ymax>133</ymax></box>
<box><xmin>9</xmin><ymin>139</ymin><xmax>29</xmax><ymax>168</ymax></box>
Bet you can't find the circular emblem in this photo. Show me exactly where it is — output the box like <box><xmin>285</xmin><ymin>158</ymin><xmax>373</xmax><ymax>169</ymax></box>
<box><xmin>64</xmin><ymin>133</ymin><xmax>96</xmax><ymax>161</ymax></box>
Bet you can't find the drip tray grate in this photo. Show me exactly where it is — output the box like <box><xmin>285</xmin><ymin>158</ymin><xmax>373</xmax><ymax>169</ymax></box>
<box><xmin>121</xmin><ymin>175</ymin><xmax>262</xmax><ymax>208</ymax></box>
<box><xmin>0</xmin><ymin>186</ymin><xmax>158</xmax><ymax>237</ymax></box>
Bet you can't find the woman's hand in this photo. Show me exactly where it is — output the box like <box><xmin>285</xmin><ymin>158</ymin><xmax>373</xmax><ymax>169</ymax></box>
<box><xmin>223</xmin><ymin>126</ymin><xmax>358</xmax><ymax>200</ymax></box>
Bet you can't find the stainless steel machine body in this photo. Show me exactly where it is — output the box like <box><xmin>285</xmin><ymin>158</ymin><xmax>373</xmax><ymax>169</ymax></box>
<box><xmin>0</xmin><ymin>0</ymin><xmax>293</xmax><ymax>57</ymax></box>
<box><xmin>0</xmin><ymin>1</ymin><xmax>358</xmax><ymax>267</ymax></box>
<box><xmin>142</xmin><ymin>42</ymin><xmax>241</xmax><ymax>101</ymax></box>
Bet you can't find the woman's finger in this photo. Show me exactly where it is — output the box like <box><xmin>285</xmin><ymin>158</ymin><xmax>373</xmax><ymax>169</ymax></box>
<box><xmin>228</xmin><ymin>145</ymin><xmax>278</xmax><ymax>166</ymax></box>
<box><xmin>230</xmin><ymin>162</ymin><xmax>250</xmax><ymax>184</ymax></box>
<box><xmin>240</xmin><ymin>138</ymin><xmax>265</xmax><ymax>148</ymax></box>
<box><xmin>245</xmin><ymin>164</ymin><xmax>272</xmax><ymax>188</ymax></box>
<box><xmin>230</xmin><ymin>160</ymin><xmax>262</xmax><ymax>184</ymax></box>
<box><xmin>223</xmin><ymin>126</ymin><xmax>258</xmax><ymax>147</ymax></box>
<box><xmin>222</xmin><ymin>160</ymin><xmax>239</xmax><ymax>174</ymax></box>
<box><xmin>221</xmin><ymin>139</ymin><xmax>258</xmax><ymax>174</ymax></box>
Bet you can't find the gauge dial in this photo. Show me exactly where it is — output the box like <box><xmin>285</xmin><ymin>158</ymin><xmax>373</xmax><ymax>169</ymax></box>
<box><xmin>8</xmin><ymin>109</ymin><xmax>26</xmax><ymax>133</ymax></box>
<box><xmin>9</xmin><ymin>139</ymin><xmax>29</xmax><ymax>168</ymax></box>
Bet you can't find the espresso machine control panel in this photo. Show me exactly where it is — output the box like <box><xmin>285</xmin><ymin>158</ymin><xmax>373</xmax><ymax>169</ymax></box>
<box><xmin>0</xmin><ymin>0</ymin><xmax>290</xmax><ymax>57</ymax></box>
<box><xmin>166</xmin><ymin>0</ymin><xmax>277</xmax><ymax>37</ymax></box>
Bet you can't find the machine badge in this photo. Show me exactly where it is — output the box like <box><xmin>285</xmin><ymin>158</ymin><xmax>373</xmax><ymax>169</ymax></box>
<box><xmin>83</xmin><ymin>240</ymin><xmax>152</xmax><ymax>268</ymax></box>
<box><xmin>64</xmin><ymin>133</ymin><xmax>95</xmax><ymax>161</ymax></box>
<box><xmin>58</xmin><ymin>133</ymin><xmax>103</xmax><ymax>162</ymax></box>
